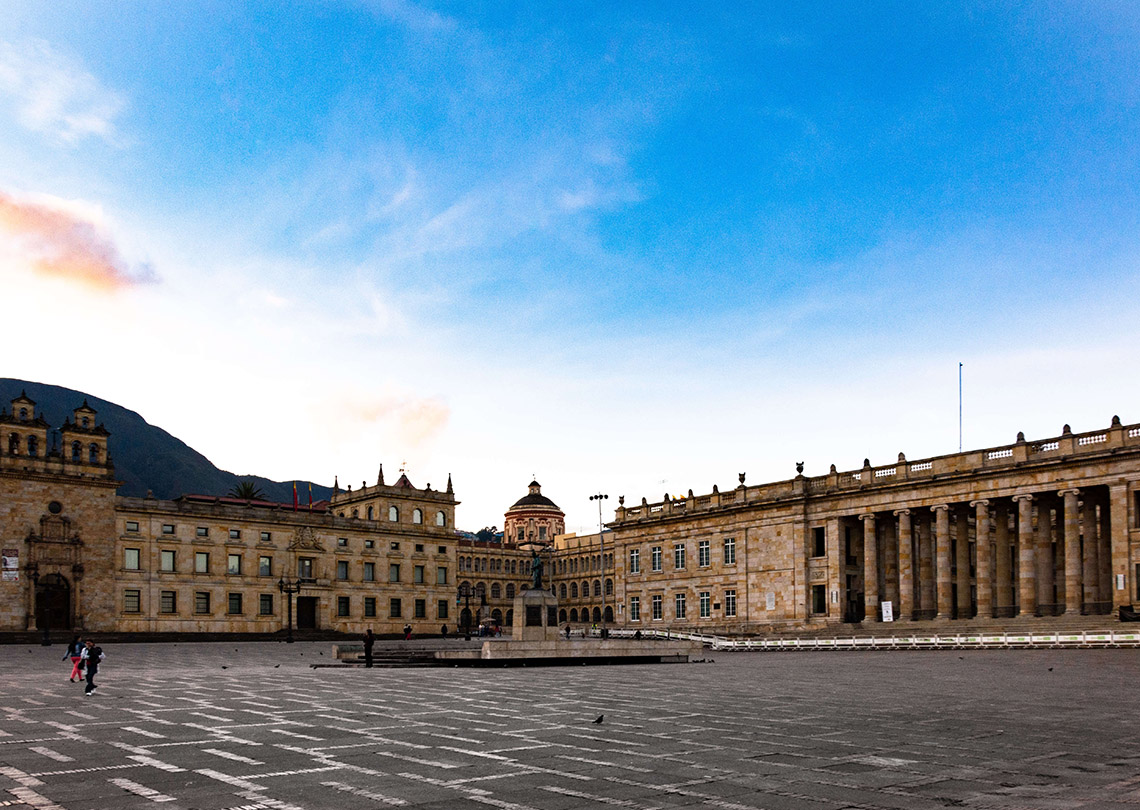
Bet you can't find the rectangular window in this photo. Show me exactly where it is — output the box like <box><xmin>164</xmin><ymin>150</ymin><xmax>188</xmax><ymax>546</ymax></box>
<box><xmin>196</xmin><ymin>526</ymin><xmax>209</xmax><ymax>538</ymax></box>
<box><xmin>629</xmin><ymin>548</ymin><xmax>640</xmax><ymax>574</ymax></box>
<box><xmin>124</xmin><ymin>589</ymin><xmax>141</xmax><ymax>613</ymax></box>
<box><xmin>227</xmin><ymin>553</ymin><xmax>242</xmax><ymax>575</ymax></box>
<box><xmin>437</xmin><ymin>566</ymin><xmax>448</xmax><ymax>585</ymax></box>
<box><xmin>698</xmin><ymin>540</ymin><xmax>710</xmax><ymax>567</ymax></box>
<box><xmin>161</xmin><ymin>550</ymin><xmax>176</xmax><ymax>572</ymax></box>
<box><xmin>675</xmin><ymin>592</ymin><xmax>687</xmax><ymax>619</ymax></box>
<box><xmin>438</xmin><ymin>599</ymin><xmax>449</xmax><ymax>619</ymax></box>
<box><xmin>337</xmin><ymin>596</ymin><xmax>350</xmax><ymax>617</ymax></box>
<box><xmin>260</xmin><ymin>531</ymin><xmax>272</xmax><ymax>542</ymax></box>
<box><xmin>389</xmin><ymin>564</ymin><xmax>400</xmax><ymax>582</ymax></box>
<box><xmin>259</xmin><ymin>593</ymin><xmax>273</xmax><ymax>615</ymax></box>
<box><xmin>195</xmin><ymin>551</ymin><xmax>209</xmax><ymax>573</ymax></box>
<box><xmin>125</xmin><ymin>520</ymin><xmax>139</xmax><ymax>533</ymax></box>
<box><xmin>363</xmin><ymin>562</ymin><xmax>375</xmax><ymax>582</ymax></box>
<box><xmin>364</xmin><ymin>597</ymin><xmax>377</xmax><ymax>617</ymax></box>
<box><xmin>229</xmin><ymin>529</ymin><xmax>241</xmax><ymax>540</ymax></box>
<box><xmin>365</xmin><ymin>539</ymin><xmax>374</xmax><ymax>549</ymax></box>
<box><xmin>160</xmin><ymin>590</ymin><xmax>176</xmax><ymax>614</ymax></box>
<box><xmin>415</xmin><ymin>543</ymin><xmax>424</xmax><ymax>553</ymax></box>
<box><xmin>414</xmin><ymin>565</ymin><xmax>425</xmax><ymax>584</ymax></box>
<box><xmin>298</xmin><ymin>557</ymin><xmax>313</xmax><ymax>580</ymax></box>
<box><xmin>124</xmin><ymin>548</ymin><xmax>140</xmax><ymax>570</ymax></box>
<box><xmin>228</xmin><ymin>592</ymin><xmax>243</xmax><ymax>614</ymax></box>
<box><xmin>414</xmin><ymin>598</ymin><xmax>426</xmax><ymax>619</ymax></box>
<box><xmin>812</xmin><ymin>527</ymin><xmax>826</xmax><ymax>558</ymax></box>
<box><xmin>724</xmin><ymin>589</ymin><xmax>737</xmax><ymax>618</ymax></box>
<box><xmin>259</xmin><ymin>555</ymin><xmax>272</xmax><ymax>576</ymax></box>
<box><xmin>651</xmin><ymin>546</ymin><xmax>662</xmax><ymax>572</ymax></box>
<box><xmin>162</xmin><ymin>523</ymin><xmax>175</xmax><ymax>535</ymax></box>
<box><xmin>812</xmin><ymin>584</ymin><xmax>827</xmax><ymax>614</ymax></box>
<box><xmin>195</xmin><ymin>592</ymin><xmax>210</xmax><ymax>614</ymax></box>
<box><xmin>390</xmin><ymin>541</ymin><xmax>400</xmax><ymax>551</ymax></box>
<box><xmin>337</xmin><ymin>537</ymin><xmax>348</xmax><ymax>547</ymax></box>
<box><xmin>538</xmin><ymin>526</ymin><xmax>547</xmax><ymax>540</ymax></box>
<box><xmin>337</xmin><ymin>560</ymin><xmax>349</xmax><ymax>580</ymax></box>
<box><xmin>699</xmin><ymin>591</ymin><xmax>711</xmax><ymax>618</ymax></box>
<box><xmin>390</xmin><ymin>598</ymin><xmax>402</xmax><ymax>618</ymax></box>
<box><xmin>438</xmin><ymin>546</ymin><xmax>447</xmax><ymax>555</ymax></box>
<box><xmin>723</xmin><ymin>537</ymin><xmax>736</xmax><ymax>565</ymax></box>
<box><xmin>651</xmin><ymin>594</ymin><xmax>663</xmax><ymax>620</ymax></box>
<box><xmin>630</xmin><ymin>596</ymin><xmax>641</xmax><ymax>621</ymax></box>
<box><xmin>674</xmin><ymin>544</ymin><xmax>686</xmax><ymax>570</ymax></box>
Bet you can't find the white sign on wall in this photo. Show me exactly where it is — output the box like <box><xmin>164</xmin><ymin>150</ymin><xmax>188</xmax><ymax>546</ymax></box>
<box><xmin>765</xmin><ymin>592</ymin><xmax>775</xmax><ymax>611</ymax></box>
<box><xmin>881</xmin><ymin>600</ymin><xmax>894</xmax><ymax>622</ymax></box>
<box><xmin>1</xmin><ymin>548</ymin><xmax>17</xmax><ymax>582</ymax></box>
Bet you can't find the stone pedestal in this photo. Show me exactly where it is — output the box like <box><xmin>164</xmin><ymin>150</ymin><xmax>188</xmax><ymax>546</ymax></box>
<box><xmin>512</xmin><ymin>587</ymin><xmax>559</xmax><ymax>642</ymax></box>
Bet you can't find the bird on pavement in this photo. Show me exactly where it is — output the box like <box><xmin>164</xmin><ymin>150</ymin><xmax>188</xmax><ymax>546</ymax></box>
<box><xmin>593</xmin><ymin>715</ymin><xmax>604</xmax><ymax>724</ymax></box>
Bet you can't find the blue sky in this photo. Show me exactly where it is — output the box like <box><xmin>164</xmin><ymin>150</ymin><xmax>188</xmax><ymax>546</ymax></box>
<box><xmin>3</xmin><ymin>1</ymin><xmax>1139</xmax><ymax>532</ymax></box>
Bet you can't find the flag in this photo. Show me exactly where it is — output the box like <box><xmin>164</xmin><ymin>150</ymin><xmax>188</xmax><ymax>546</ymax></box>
<box><xmin>308</xmin><ymin>482</ymin><xmax>312</xmax><ymax>511</ymax></box>
<box><xmin>292</xmin><ymin>481</ymin><xmax>298</xmax><ymax>512</ymax></box>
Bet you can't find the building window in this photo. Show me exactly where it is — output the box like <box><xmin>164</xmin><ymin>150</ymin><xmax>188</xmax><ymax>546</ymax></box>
<box><xmin>651</xmin><ymin>546</ymin><xmax>662</xmax><ymax>572</ymax></box>
<box><xmin>160</xmin><ymin>550</ymin><xmax>176</xmax><ymax>572</ymax></box>
<box><xmin>335</xmin><ymin>560</ymin><xmax>348</xmax><ymax>580</ymax></box>
<box><xmin>260</xmin><ymin>531</ymin><xmax>272</xmax><ymax>542</ymax></box>
<box><xmin>125</xmin><ymin>520</ymin><xmax>139</xmax><ymax>533</ymax></box>
<box><xmin>162</xmin><ymin>524</ymin><xmax>175</xmax><ymax>535</ymax></box>
<box><xmin>227</xmin><ymin>554</ymin><xmax>242</xmax><ymax>575</ymax></box>
<box><xmin>389</xmin><ymin>506</ymin><xmax>398</xmax><ymax>522</ymax></box>
<box><xmin>124</xmin><ymin>548</ymin><xmax>141</xmax><ymax>570</ymax></box>
<box><xmin>571</xmin><ymin>582</ymin><xmax>579</xmax><ymax>598</ymax></box>
<box><xmin>438</xmin><ymin>545</ymin><xmax>447</xmax><ymax>555</ymax></box>
<box><xmin>390</xmin><ymin>564</ymin><xmax>400</xmax><ymax>582</ymax></box>
<box><xmin>490</xmin><ymin>583</ymin><xmax>501</xmax><ymax>599</ymax></box>
<box><xmin>363</xmin><ymin>562</ymin><xmax>375</xmax><ymax>582</ymax></box>
<box><xmin>675</xmin><ymin>592</ymin><xmax>687</xmax><ymax>619</ymax></box>
<box><xmin>699</xmin><ymin>591</ymin><xmax>711</xmax><ymax>618</ymax></box>
<box><xmin>259</xmin><ymin>555</ymin><xmax>272</xmax><ymax>576</ymax></box>
<box><xmin>365</xmin><ymin>539</ymin><xmax>374</xmax><ymax>549</ymax></box>
<box><xmin>364</xmin><ymin>597</ymin><xmax>377</xmax><ymax>617</ymax></box>
<box><xmin>414</xmin><ymin>599</ymin><xmax>426</xmax><ymax>619</ymax></box>
<box><xmin>651</xmin><ymin>594</ymin><xmax>663</xmax><ymax>620</ymax></box>
<box><xmin>593</xmin><ymin>580</ymin><xmax>602</xmax><ymax>597</ymax></box>
<box><xmin>259</xmin><ymin>594</ymin><xmax>273</xmax><ymax>615</ymax></box>
<box><xmin>337</xmin><ymin>537</ymin><xmax>348</xmax><ymax>547</ymax></box>
<box><xmin>124</xmin><ymin>589</ymin><xmax>141</xmax><ymax>613</ymax></box>
<box><xmin>196</xmin><ymin>526</ymin><xmax>209</xmax><ymax>538</ymax></box>
<box><xmin>630</xmin><ymin>596</ymin><xmax>641</xmax><ymax>621</ymax></box>
<box><xmin>506</xmin><ymin>583</ymin><xmax>515</xmax><ymax>599</ymax></box>
<box><xmin>629</xmin><ymin>549</ymin><xmax>640</xmax><ymax>574</ymax></box>
<box><xmin>414</xmin><ymin>565</ymin><xmax>425</xmax><ymax>584</ymax></box>
<box><xmin>437</xmin><ymin>566</ymin><xmax>447</xmax><ymax>585</ymax></box>
<box><xmin>411</xmin><ymin>508</ymin><xmax>422</xmax><ymax>524</ymax></box>
<box><xmin>724</xmin><ymin>589</ymin><xmax>737</xmax><ymax>618</ymax></box>
<box><xmin>698</xmin><ymin>540</ymin><xmax>710</xmax><ymax>567</ymax></box>
<box><xmin>438</xmin><ymin>600</ymin><xmax>449</xmax><ymax>619</ymax></box>
<box><xmin>194</xmin><ymin>592</ymin><xmax>210</xmax><ymax>614</ymax></box>
<box><xmin>367</xmin><ymin>506</ymin><xmax>373</xmax><ymax>520</ymax></box>
<box><xmin>390</xmin><ymin>598</ymin><xmax>402</xmax><ymax>618</ymax></box>
<box><xmin>195</xmin><ymin>552</ymin><xmax>209</xmax><ymax>573</ymax></box>
<box><xmin>538</xmin><ymin>526</ymin><xmax>547</xmax><ymax>541</ymax></box>
<box><xmin>390</xmin><ymin>541</ymin><xmax>400</xmax><ymax>551</ymax></box>
<box><xmin>724</xmin><ymin>537</ymin><xmax>736</xmax><ymax>565</ymax></box>
<box><xmin>436</xmin><ymin>511</ymin><xmax>446</xmax><ymax>527</ymax></box>
<box><xmin>229</xmin><ymin>529</ymin><xmax>241</xmax><ymax>540</ymax></box>
<box><xmin>674</xmin><ymin>544</ymin><xmax>686</xmax><ymax>570</ymax></box>
<box><xmin>228</xmin><ymin>593</ymin><xmax>243</xmax><ymax>614</ymax></box>
<box><xmin>160</xmin><ymin>591</ymin><xmax>176</xmax><ymax>614</ymax></box>
<box><xmin>337</xmin><ymin>596</ymin><xmax>350</xmax><ymax>617</ymax></box>
<box><xmin>298</xmin><ymin>557</ymin><xmax>314</xmax><ymax>580</ymax></box>
<box><xmin>812</xmin><ymin>584</ymin><xmax>826</xmax><ymax>614</ymax></box>
<box><xmin>812</xmin><ymin>527</ymin><xmax>826</xmax><ymax>558</ymax></box>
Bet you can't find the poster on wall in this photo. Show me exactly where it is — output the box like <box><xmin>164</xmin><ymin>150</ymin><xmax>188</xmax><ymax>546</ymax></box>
<box><xmin>1</xmin><ymin>548</ymin><xmax>17</xmax><ymax>582</ymax></box>
<box><xmin>881</xmin><ymin>600</ymin><xmax>894</xmax><ymax>622</ymax></box>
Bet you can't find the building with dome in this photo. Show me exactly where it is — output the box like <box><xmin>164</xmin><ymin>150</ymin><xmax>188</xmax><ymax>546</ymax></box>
<box><xmin>504</xmin><ymin>480</ymin><xmax>565</xmax><ymax>546</ymax></box>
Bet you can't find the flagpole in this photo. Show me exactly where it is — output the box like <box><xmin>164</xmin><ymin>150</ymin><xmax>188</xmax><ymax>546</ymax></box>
<box><xmin>958</xmin><ymin>362</ymin><xmax>963</xmax><ymax>452</ymax></box>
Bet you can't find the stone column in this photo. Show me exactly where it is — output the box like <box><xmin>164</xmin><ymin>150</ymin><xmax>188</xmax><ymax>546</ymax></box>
<box><xmin>917</xmin><ymin>514</ymin><xmax>934</xmax><ymax>615</ymax></box>
<box><xmin>1035</xmin><ymin>496</ymin><xmax>1054</xmax><ymax>614</ymax></box>
<box><xmin>971</xmin><ymin>500</ymin><xmax>991</xmax><ymax>619</ymax></box>
<box><xmin>883</xmin><ymin>516</ymin><xmax>898</xmax><ymax>609</ymax></box>
<box><xmin>955</xmin><ymin>506</ymin><xmax>971</xmax><ymax>618</ymax></box>
<box><xmin>895</xmin><ymin>509</ymin><xmax>912</xmax><ymax>621</ymax></box>
<box><xmin>860</xmin><ymin>513</ymin><xmax>877</xmax><ymax>621</ymax></box>
<box><xmin>1081</xmin><ymin>493</ymin><xmax>1099</xmax><ymax>610</ymax></box>
<box><xmin>933</xmin><ymin>505</ymin><xmax>951</xmax><ymax>619</ymax></box>
<box><xmin>1061</xmin><ymin>489</ymin><xmax>1081</xmax><ymax>615</ymax></box>
<box><xmin>1109</xmin><ymin>483</ymin><xmax>1130</xmax><ymax>610</ymax></box>
<box><xmin>1013</xmin><ymin>494</ymin><xmax>1036</xmax><ymax>617</ymax></box>
<box><xmin>994</xmin><ymin>502</ymin><xmax>1011</xmax><ymax>616</ymax></box>
<box><xmin>1098</xmin><ymin>493</ymin><xmax>1113</xmax><ymax>609</ymax></box>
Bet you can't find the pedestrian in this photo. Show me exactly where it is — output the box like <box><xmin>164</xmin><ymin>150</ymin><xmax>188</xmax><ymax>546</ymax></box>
<box><xmin>564</xmin><ymin>625</ymin><xmax>571</xmax><ymax>639</ymax></box>
<box><xmin>62</xmin><ymin>635</ymin><xmax>84</xmax><ymax>682</ymax></box>
<box><xmin>362</xmin><ymin>628</ymin><xmax>375</xmax><ymax>668</ymax></box>
<box><xmin>79</xmin><ymin>640</ymin><xmax>104</xmax><ymax>696</ymax></box>
<box><xmin>403</xmin><ymin>624</ymin><xmax>412</xmax><ymax>641</ymax></box>
<box><xmin>440</xmin><ymin>624</ymin><xmax>448</xmax><ymax>639</ymax></box>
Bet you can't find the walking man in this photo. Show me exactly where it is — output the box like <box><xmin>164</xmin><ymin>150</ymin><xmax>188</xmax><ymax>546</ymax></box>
<box><xmin>362</xmin><ymin>628</ymin><xmax>375</xmax><ymax>668</ymax></box>
<box><xmin>80</xmin><ymin>640</ymin><xmax>104</xmax><ymax>696</ymax></box>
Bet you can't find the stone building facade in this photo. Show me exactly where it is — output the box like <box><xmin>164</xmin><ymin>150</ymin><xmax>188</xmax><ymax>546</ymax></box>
<box><xmin>609</xmin><ymin>418</ymin><xmax>1140</xmax><ymax>633</ymax></box>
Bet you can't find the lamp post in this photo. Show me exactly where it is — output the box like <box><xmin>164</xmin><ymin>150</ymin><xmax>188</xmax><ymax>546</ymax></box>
<box><xmin>589</xmin><ymin>493</ymin><xmax>608</xmax><ymax>638</ymax></box>
<box><xmin>277</xmin><ymin>576</ymin><xmax>301</xmax><ymax>643</ymax></box>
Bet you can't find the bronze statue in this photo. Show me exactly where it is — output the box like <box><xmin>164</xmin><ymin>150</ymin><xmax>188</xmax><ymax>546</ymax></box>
<box><xmin>530</xmin><ymin>548</ymin><xmax>544</xmax><ymax>589</ymax></box>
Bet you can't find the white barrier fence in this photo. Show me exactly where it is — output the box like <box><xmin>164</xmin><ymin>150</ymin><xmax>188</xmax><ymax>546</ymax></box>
<box><xmin>605</xmin><ymin>628</ymin><xmax>1140</xmax><ymax>651</ymax></box>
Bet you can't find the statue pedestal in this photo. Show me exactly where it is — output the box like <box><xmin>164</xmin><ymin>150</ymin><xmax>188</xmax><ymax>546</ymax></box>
<box><xmin>512</xmin><ymin>588</ymin><xmax>560</xmax><ymax>642</ymax></box>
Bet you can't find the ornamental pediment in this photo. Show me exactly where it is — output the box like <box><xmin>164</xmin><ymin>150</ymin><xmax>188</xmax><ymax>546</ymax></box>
<box><xmin>289</xmin><ymin>526</ymin><xmax>324</xmax><ymax>551</ymax></box>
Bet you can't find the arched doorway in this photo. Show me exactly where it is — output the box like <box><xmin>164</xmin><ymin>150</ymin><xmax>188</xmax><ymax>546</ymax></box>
<box><xmin>491</xmin><ymin>609</ymin><xmax>503</xmax><ymax>624</ymax></box>
<box><xmin>570</xmin><ymin>608</ymin><xmax>578</xmax><ymax>622</ymax></box>
<box><xmin>603</xmin><ymin>605</ymin><xmax>613</xmax><ymax>622</ymax></box>
<box><xmin>591</xmin><ymin>607</ymin><xmax>601</xmax><ymax>623</ymax></box>
<box><xmin>460</xmin><ymin>607</ymin><xmax>473</xmax><ymax>630</ymax></box>
<box><xmin>35</xmin><ymin>573</ymin><xmax>71</xmax><ymax>632</ymax></box>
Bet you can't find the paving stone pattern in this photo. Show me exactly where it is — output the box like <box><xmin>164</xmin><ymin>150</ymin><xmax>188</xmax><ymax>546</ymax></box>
<box><xmin>2</xmin><ymin>642</ymin><xmax>1140</xmax><ymax>809</ymax></box>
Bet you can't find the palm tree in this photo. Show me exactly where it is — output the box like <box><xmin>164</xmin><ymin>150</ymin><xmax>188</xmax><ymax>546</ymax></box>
<box><xmin>229</xmin><ymin>480</ymin><xmax>266</xmax><ymax>501</ymax></box>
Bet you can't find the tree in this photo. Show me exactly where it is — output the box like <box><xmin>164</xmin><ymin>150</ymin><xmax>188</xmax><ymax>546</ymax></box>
<box><xmin>229</xmin><ymin>480</ymin><xmax>266</xmax><ymax>501</ymax></box>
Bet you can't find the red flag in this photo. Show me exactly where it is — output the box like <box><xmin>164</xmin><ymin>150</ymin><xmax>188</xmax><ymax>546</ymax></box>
<box><xmin>292</xmin><ymin>481</ymin><xmax>298</xmax><ymax>512</ymax></box>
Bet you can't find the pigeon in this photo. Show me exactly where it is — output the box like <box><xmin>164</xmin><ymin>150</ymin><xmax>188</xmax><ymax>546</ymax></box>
<box><xmin>593</xmin><ymin>715</ymin><xmax>604</xmax><ymax>724</ymax></box>
<box><xmin>274</xmin><ymin>664</ymin><xmax>280</xmax><ymax>668</ymax></box>
<box><xmin>221</xmin><ymin>666</ymin><xmax>228</xmax><ymax>669</ymax></box>
<box><xmin>1048</xmin><ymin>667</ymin><xmax>1054</xmax><ymax>672</ymax></box>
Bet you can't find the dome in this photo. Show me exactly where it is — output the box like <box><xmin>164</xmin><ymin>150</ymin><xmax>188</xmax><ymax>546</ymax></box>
<box><xmin>508</xmin><ymin>480</ymin><xmax>561</xmax><ymax>511</ymax></box>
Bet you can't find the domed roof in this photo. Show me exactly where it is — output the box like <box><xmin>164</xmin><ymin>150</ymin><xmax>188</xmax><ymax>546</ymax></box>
<box><xmin>508</xmin><ymin>480</ymin><xmax>562</xmax><ymax>512</ymax></box>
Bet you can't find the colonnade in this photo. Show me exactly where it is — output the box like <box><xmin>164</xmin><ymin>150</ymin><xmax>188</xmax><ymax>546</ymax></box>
<box><xmin>856</xmin><ymin>484</ymin><xmax>1120</xmax><ymax>621</ymax></box>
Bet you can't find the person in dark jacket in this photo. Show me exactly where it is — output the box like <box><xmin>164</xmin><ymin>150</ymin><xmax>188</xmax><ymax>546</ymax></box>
<box><xmin>80</xmin><ymin>640</ymin><xmax>104</xmax><ymax>695</ymax></box>
<box><xmin>362</xmin><ymin>629</ymin><xmax>375</xmax><ymax>668</ymax></box>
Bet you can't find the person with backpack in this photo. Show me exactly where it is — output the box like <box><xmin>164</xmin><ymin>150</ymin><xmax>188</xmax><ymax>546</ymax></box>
<box><xmin>62</xmin><ymin>635</ymin><xmax>84</xmax><ymax>682</ymax></box>
<box><xmin>80</xmin><ymin>640</ymin><xmax>104</xmax><ymax>696</ymax></box>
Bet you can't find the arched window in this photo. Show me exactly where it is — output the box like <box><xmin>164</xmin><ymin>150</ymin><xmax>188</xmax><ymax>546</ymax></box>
<box><xmin>510</xmin><ymin>560</ymin><xmax>516</xmax><ymax>574</ymax></box>
<box><xmin>413</xmin><ymin>509</ymin><xmax>423</xmax><ymax>524</ymax></box>
<box><xmin>559</xmin><ymin>583</ymin><xmax>567</xmax><ymax>599</ymax></box>
<box><xmin>581</xmin><ymin>580</ymin><xmax>590</xmax><ymax>597</ymax></box>
<box><xmin>505</xmin><ymin>609</ymin><xmax>513</xmax><ymax>625</ymax></box>
<box><xmin>604</xmin><ymin>605</ymin><xmax>614</xmax><ymax>622</ymax></box>
<box><xmin>570</xmin><ymin>582</ymin><xmax>579</xmax><ymax>598</ymax></box>
<box><xmin>570</xmin><ymin>608</ymin><xmax>579</xmax><ymax>622</ymax></box>
<box><xmin>389</xmin><ymin>506</ymin><xmax>398</xmax><ymax>522</ymax></box>
<box><xmin>70</xmin><ymin>441</ymin><xmax>80</xmax><ymax>461</ymax></box>
<box><xmin>351</xmin><ymin>508</ymin><xmax>358</xmax><ymax>518</ymax></box>
<box><xmin>88</xmin><ymin>443</ymin><xmax>98</xmax><ymax>463</ymax></box>
<box><xmin>593</xmin><ymin>580</ymin><xmax>602</xmax><ymax>597</ymax></box>
<box><xmin>18</xmin><ymin>408</ymin><xmax>28</xmax><ymax>421</ymax></box>
<box><xmin>436</xmin><ymin>511</ymin><xmax>445</xmax><ymax>527</ymax></box>
<box><xmin>506</xmin><ymin>583</ymin><xmax>515</xmax><ymax>599</ymax></box>
<box><xmin>27</xmin><ymin>435</ymin><xmax>38</xmax><ymax>457</ymax></box>
<box><xmin>81</xmin><ymin>416</ymin><xmax>89</xmax><ymax>428</ymax></box>
<box><xmin>559</xmin><ymin>609</ymin><xmax>567</xmax><ymax>623</ymax></box>
<box><xmin>605</xmin><ymin>578</ymin><xmax>613</xmax><ymax>596</ymax></box>
<box><xmin>491</xmin><ymin>583</ymin><xmax>501</xmax><ymax>599</ymax></box>
<box><xmin>475</xmin><ymin>582</ymin><xmax>486</xmax><ymax>600</ymax></box>
<box><xmin>491</xmin><ymin>608</ymin><xmax>503</xmax><ymax>623</ymax></box>
<box><xmin>8</xmin><ymin>433</ymin><xmax>19</xmax><ymax>454</ymax></box>
<box><xmin>367</xmin><ymin>506</ymin><xmax>373</xmax><ymax>520</ymax></box>
<box><xmin>592</xmin><ymin>607</ymin><xmax>601</xmax><ymax>623</ymax></box>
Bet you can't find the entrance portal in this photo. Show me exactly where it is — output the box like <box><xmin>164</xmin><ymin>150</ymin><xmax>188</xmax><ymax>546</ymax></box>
<box><xmin>297</xmin><ymin>596</ymin><xmax>318</xmax><ymax>629</ymax></box>
<box><xmin>35</xmin><ymin>573</ymin><xmax>71</xmax><ymax>632</ymax></box>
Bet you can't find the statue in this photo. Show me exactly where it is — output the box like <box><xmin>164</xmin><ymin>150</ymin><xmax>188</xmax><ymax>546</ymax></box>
<box><xmin>530</xmin><ymin>548</ymin><xmax>544</xmax><ymax>590</ymax></box>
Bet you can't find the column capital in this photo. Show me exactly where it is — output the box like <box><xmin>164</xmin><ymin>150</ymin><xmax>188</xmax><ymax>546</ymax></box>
<box><xmin>1058</xmin><ymin>488</ymin><xmax>1081</xmax><ymax>498</ymax></box>
<box><xmin>969</xmin><ymin>499</ymin><xmax>990</xmax><ymax>508</ymax></box>
<box><xmin>930</xmin><ymin>503</ymin><xmax>950</xmax><ymax>513</ymax></box>
<box><xmin>892</xmin><ymin>508</ymin><xmax>911</xmax><ymax>517</ymax></box>
<box><xmin>1011</xmin><ymin>493</ymin><xmax>1034</xmax><ymax>503</ymax></box>
<box><xmin>859</xmin><ymin>513</ymin><xmax>876</xmax><ymax>522</ymax></box>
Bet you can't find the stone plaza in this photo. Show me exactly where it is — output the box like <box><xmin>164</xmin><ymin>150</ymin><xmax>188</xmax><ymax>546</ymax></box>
<box><xmin>2</xmin><ymin>642</ymin><xmax>1139</xmax><ymax>809</ymax></box>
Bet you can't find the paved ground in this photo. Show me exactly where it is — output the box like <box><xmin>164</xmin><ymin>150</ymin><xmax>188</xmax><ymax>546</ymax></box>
<box><xmin>2</xmin><ymin>642</ymin><xmax>1139</xmax><ymax>810</ymax></box>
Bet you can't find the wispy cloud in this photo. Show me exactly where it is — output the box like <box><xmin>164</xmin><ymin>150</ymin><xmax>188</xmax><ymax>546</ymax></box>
<box><xmin>0</xmin><ymin>39</ymin><xmax>126</xmax><ymax>146</ymax></box>
<box><xmin>321</xmin><ymin>390</ymin><xmax>451</xmax><ymax>449</ymax></box>
<box><xmin>0</xmin><ymin>190</ymin><xmax>156</xmax><ymax>292</ymax></box>
<box><xmin>367</xmin><ymin>0</ymin><xmax>458</xmax><ymax>35</ymax></box>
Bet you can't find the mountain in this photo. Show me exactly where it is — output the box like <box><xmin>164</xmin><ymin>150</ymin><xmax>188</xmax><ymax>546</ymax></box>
<box><xmin>0</xmin><ymin>378</ymin><xmax>332</xmax><ymax>503</ymax></box>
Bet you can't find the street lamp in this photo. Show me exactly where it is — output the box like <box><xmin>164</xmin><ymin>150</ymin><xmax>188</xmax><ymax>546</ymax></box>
<box><xmin>589</xmin><ymin>493</ymin><xmax>609</xmax><ymax>638</ymax></box>
<box><xmin>456</xmin><ymin>582</ymin><xmax>477</xmax><ymax>640</ymax></box>
<box><xmin>277</xmin><ymin>575</ymin><xmax>301</xmax><ymax>643</ymax></box>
